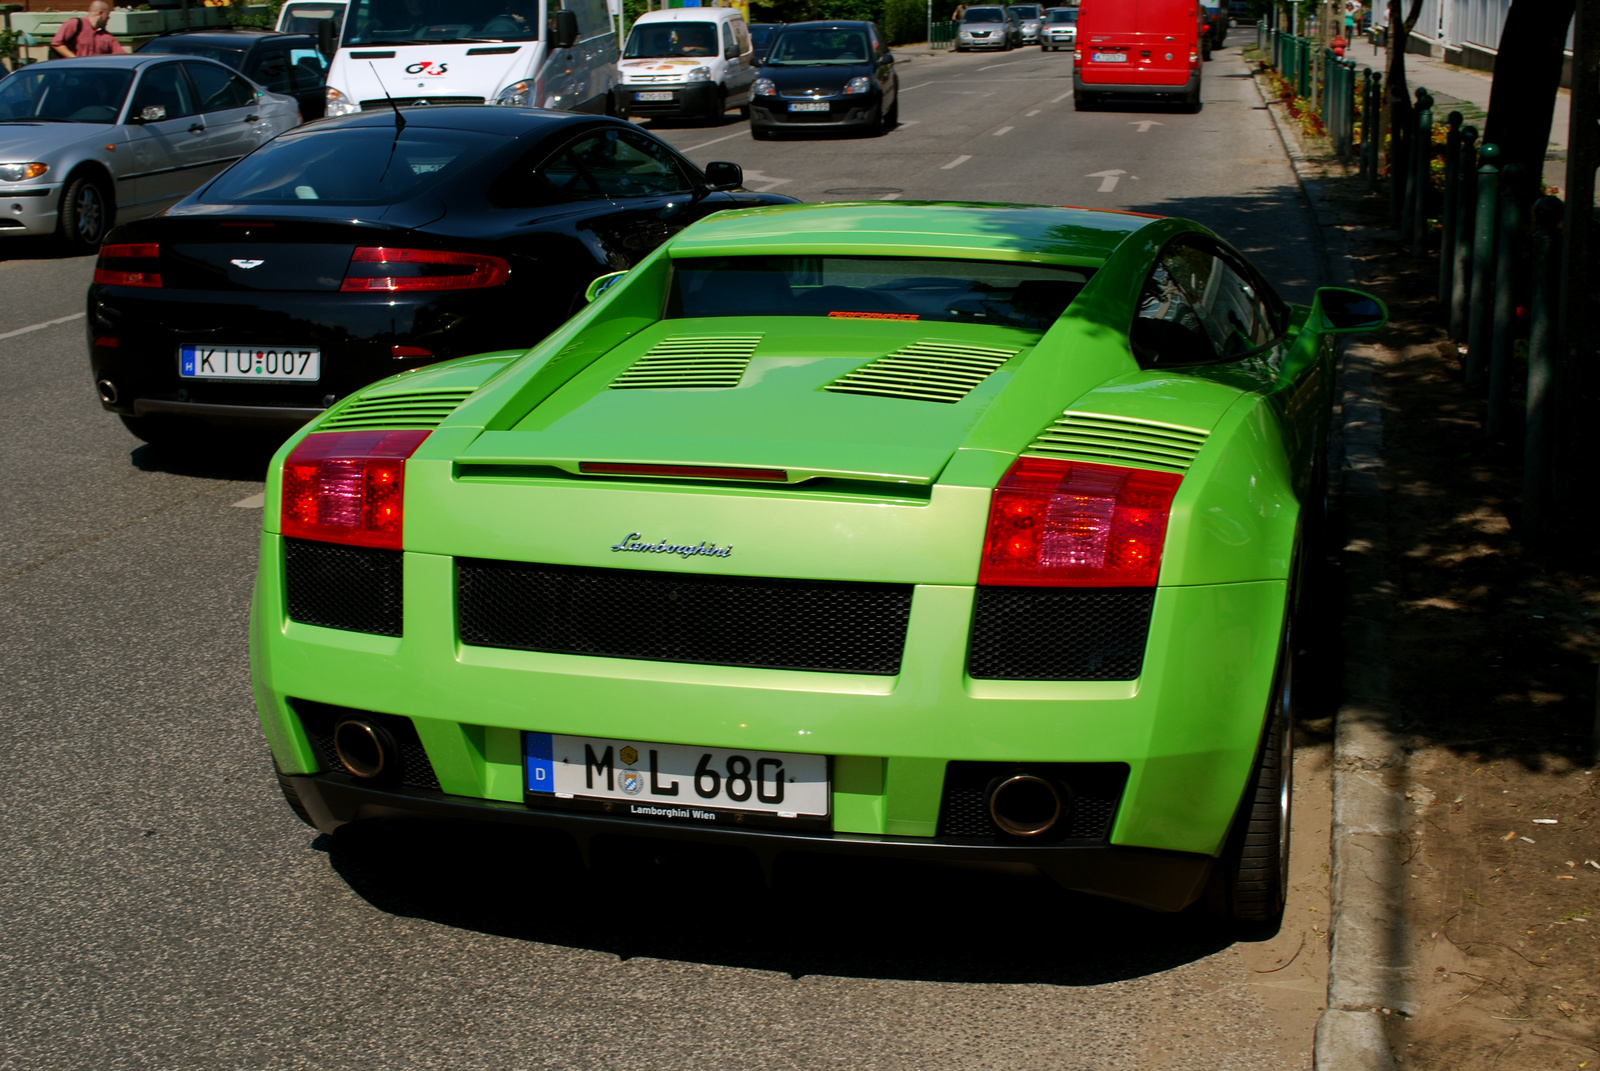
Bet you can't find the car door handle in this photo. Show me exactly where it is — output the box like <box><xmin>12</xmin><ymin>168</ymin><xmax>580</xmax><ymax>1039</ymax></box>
<box><xmin>189</xmin><ymin>122</ymin><xmax>205</xmax><ymax>133</ymax></box>
<box><xmin>244</xmin><ymin>114</ymin><xmax>258</xmax><ymax>123</ymax></box>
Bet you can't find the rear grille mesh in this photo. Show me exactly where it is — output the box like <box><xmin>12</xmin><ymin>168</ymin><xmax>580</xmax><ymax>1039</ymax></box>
<box><xmin>610</xmin><ymin>334</ymin><xmax>763</xmax><ymax>389</ymax></box>
<box><xmin>293</xmin><ymin>700</ymin><xmax>441</xmax><ymax>790</ymax></box>
<box><xmin>321</xmin><ymin>389</ymin><xmax>475</xmax><ymax>431</ymax></box>
<box><xmin>968</xmin><ymin>587</ymin><xmax>1154</xmax><ymax>680</ymax></box>
<box><xmin>824</xmin><ymin>340</ymin><xmax>1018</xmax><ymax>403</ymax></box>
<box><xmin>1026</xmin><ymin>411</ymin><xmax>1209</xmax><ymax>471</ymax></box>
<box><xmin>458</xmin><ymin>560</ymin><xmax>912</xmax><ymax>674</ymax></box>
<box><xmin>938</xmin><ymin>762</ymin><xmax>1128</xmax><ymax>841</ymax></box>
<box><xmin>284</xmin><ymin>538</ymin><xmax>403</xmax><ymax>636</ymax></box>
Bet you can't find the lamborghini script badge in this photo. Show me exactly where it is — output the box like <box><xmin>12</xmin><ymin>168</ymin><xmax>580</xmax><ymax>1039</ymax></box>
<box><xmin>611</xmin><ymin>532</ymin><xmax>732</xmax><ymax>559</ymax></box>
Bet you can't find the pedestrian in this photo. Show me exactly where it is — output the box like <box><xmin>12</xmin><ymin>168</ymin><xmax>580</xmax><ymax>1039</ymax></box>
<box><xmin>51</xmin><ymin>1</ymin><xmax>126</xmax><ymax>58</ymax></box>
<box><xmin>952</xmin><ymin>3</ymin><xmax>967</xmax><ymax>22</ymax></box>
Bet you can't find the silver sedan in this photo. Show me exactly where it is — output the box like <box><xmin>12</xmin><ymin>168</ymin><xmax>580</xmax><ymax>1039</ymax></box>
<box><xmin>0</xmin><ymin>54</ymin><xmax>299</xmax><ymax>251</ymax></box>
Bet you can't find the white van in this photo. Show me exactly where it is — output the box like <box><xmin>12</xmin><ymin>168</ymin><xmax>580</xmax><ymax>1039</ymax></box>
<box><xmin>321</xmin><ymin>0</ymin><xmax>616</xmax><ymax>118</ymax></box>
<box><xmin>276</xmin><ymin>1</ymin><xmax>348</xmax><ymax>35</ymax></box>
<box><xmin>616</xmin><ymin>7</ymin><xmax>754</xmax><ymax>122</ymax></box>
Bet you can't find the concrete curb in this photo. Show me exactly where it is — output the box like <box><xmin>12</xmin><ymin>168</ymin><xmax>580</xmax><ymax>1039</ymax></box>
<box><xmin>1247</xmin><ymin>63</ymin><xmax>1413</xmax><ymax>1070</ymax></box>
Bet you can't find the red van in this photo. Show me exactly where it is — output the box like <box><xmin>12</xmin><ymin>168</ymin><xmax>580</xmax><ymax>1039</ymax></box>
<box><xmin>1074</xmin><ymin>0</ymin><xmax>1203</xmax><ymax>112</ymax></box>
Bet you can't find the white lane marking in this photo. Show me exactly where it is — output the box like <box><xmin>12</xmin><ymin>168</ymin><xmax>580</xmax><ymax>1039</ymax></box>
<box><xmin>880</xmin><ymin>193</ymin><xmax>903</xmax><ymax>200</ymax></box>
<box><xmin>1051</xmin><ymin>90</ymin><xmax>1073</xmax><ymax>103</ymax></box>
<box><xmin>897</xmin><ymin>119</ymin><xmax>921</xmax><ymax>126</ymax></box>
<box><xmin>942</xmin><ymin>155</ymin><xmax>972</xmax><ymax>169</ymax></box>
<box><xmin>993</xmin><ymin>126</ymin><xmax>1013</xmax><ymax>136</ymax></box>
<box><xmin>902</xmin><ymin>82</ymin><xmax>936</xmax><ymax>91</ymax></box>
<box><xmin>741</xmin><ymin>169</ymin><xmax>793</xmax><ymax>192</ymax></box>
<box><xmin>233</xmin><ymin>492</ymin><xmax>266</xmax><ymax>509</ymax></box>
<box><xmin>1026</xmin><ymin>109</ymin><xmax>1041</xmax><ymax>116</ymax></box>
<box><xmin>977</xmin><ymin>62</ymin><xmax>1021</xmax><ymax>71</ymax></box>
<box><xmin>1086</xmin><ymin>168</ymin><xmax>1127</xmax><ymax>192</ymax></box>
<box><xmin>1130</xmin><ymin>120</ymin><xmax>1164</xmax><ymax>132</ymax></box>
<box><xmin>680</xmin><ymin>130</ymin><xmax>748</xmax><ymax>152</ymax></box>
<box><xmin>0</xmin><ymin>311</ymin><xmax>85</xmax><ymax>343</ymax></box>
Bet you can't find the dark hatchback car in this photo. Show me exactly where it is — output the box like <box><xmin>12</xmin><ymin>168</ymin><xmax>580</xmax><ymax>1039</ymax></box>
<box><xmin>137</xmin><ymin>28</ymin><xmax>329</xmax><ymax>120</ymax></box>
<box><xmin>88</xmin><ymin>107</ymin><xmax>796</xmax><ymax>444</ymax></box>
<box><xmin>749</xmin><ymin>20</ymin><xmax>899</xmax><ymax>138</ymax></box>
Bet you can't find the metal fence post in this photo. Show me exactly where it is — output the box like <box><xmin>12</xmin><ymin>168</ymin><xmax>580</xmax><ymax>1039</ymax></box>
<box><xmin>1525</xmin><ymin>196</ymin><xmax>1564</xmax><ymax>530</ymax></box>
<box><xmin>1439</xmin><ymin>112</ymin><xmax>1462</xmax><ymax>305</ymax></box>
<box><xmin>1488</xmin><ymin>162</ymin><xmax>1527</xmax><ymax>443</ymax></box>
<box><xmin>1466</xmin><ymin>143</ymin><xmax>1502</xmax><ymax>386</ymax></box>
<box><xmin>1364</xmin><ymin>69</ymin><xmax>1381</xmax><ymax>189</ymax></box>
<box><xmin>1389</xmin><ymin>82</ymin><xmax>1409</xmax><ymax>229</ymax></box>
<box><xmin>1451</xmin><ymin>125</ymin><xmax>1479</xmax><ymax>340</ymax></box>
<box><xmin>1300</xmin><ymin>36</ymin><xmax>1312</xmax><ymax>98</ymax></box>
<box><xmin>1409</xmin><ymin>90</ymin><xmax>1433</xmax><ymax>254</ymax></box>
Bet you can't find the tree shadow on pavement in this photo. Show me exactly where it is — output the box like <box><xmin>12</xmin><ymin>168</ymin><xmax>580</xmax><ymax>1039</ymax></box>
<box><xmin>324</xmin><ymin>819</ymin><xmax>1237</xmax><ymax>985</ymax></box>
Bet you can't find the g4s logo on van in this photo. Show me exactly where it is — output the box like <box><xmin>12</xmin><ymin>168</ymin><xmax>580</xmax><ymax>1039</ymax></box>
<box><xmin>405</xmin><ymin>61</ymin><xmax>449</xmax><ymax>75</ymax></box>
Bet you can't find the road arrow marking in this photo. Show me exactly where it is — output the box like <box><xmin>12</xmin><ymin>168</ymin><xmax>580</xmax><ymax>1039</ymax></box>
<box><xmin>1087</xmin><ymin>169</ymin><xmax>1127</xmax><ymax>192</ymax></box>
<box><xmin>1129</xmin><ymin>120</ymin><xmax>1165</xmax><ymax>132</ymax></box>
<box><xmin>741</xmin><ymin>170</ymin><xmax>793</xmax><ymax>192</ymax></box>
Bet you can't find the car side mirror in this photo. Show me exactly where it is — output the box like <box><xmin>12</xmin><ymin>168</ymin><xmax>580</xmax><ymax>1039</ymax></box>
<box><xmin>138</xmin><ymin>104</ymin><xmax>168</xmax><ymax>122</ymax></box>
<box><xmin>1314</xmin><ymin>286</ymin><xmax>1388</xmax><ymax>332</ymax></box>
<box><xmin>551</xmin><ymin>9</ymin><xmax>580</xmax><ymax>50</ymax></box>
<box><xmin>585</xmin><ymin>270</ymin><xmax>627</xmax><ymax>303</ymax></box>
<box><xmin>316</xmin><ymin>18</ymin><xmax>336</xmax><ymax>59</ymax></box>
<box><xmin>703</xmin><ymin>160</ymin><xmax>741</xmax><ymax>191</ymax></box>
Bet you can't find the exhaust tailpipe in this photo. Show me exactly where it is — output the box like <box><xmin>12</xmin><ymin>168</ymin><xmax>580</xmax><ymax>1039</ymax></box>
<box><xmin>333</xmin><ymin>718</ymin><xmax>398</xmax><ymax>780</ymax></box>
<box><xmin>97</xmin><ymin>379</ymin><xmax>118</xmax><ymax>404</ymax></box>
<box><xmin>988</xmin><ymin>774</ymin><xmax>1065</xmax><ymax>837</ymax></box>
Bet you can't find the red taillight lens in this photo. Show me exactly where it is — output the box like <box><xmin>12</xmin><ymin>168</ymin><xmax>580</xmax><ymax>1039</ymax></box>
<box><xmin>279</xmin><ymin>429</ymin><xmax>431</xmax><ymax>550</ymax></box>
<box><xmin>93</xmin><ymin>242</ymin><xmax>162</xmax><ymax>288</ymax></box>
<box><xmin>340</xmin><ymin>247</ymin><xmax>510</xmax><ymax>292</ymax></box>
<box><xmin>979</xmin><ymin>458</ymin><xmax>1182</xmax><ymax>587</ymax></box>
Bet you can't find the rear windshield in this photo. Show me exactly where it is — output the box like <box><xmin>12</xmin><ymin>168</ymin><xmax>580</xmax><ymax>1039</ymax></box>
<box><xmin>963</xmin><ymin>7</ymin><xmax>1006</xmax><ymax>22</ymax></box>
<box><xmin>200</xmin><ymin>126</ymin><xmax>502</xmax><ymax>205</ymax></box>
<box><xmin>1046</xmin><ymin>9</ymin><xmax>1078</xmax><ymax>23</ymax></box>
<box><xmin>624</xmin><ymin>22</ymin><xmax>718</xmax><ymax>58</ymax></box>
<box><xmin>668</xmin><ymin>256</ymin><xmax>1093</xmax><ymax>331</ymax></box>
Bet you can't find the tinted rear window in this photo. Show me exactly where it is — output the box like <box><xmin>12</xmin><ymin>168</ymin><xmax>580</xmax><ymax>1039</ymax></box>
<box><xmin>668</xmin><ymin>256</ymin><xmax>1093</xmax><ymax>331</ymax></box>
<box><xmin>139</xmin><ymin>40</ymin><xmax>247</xmax><ymax>66</ymax></box>
<box><xmin>201</xmin><ymin>126</ymin><xmax>503</xmax><ymax>205</ymax></box>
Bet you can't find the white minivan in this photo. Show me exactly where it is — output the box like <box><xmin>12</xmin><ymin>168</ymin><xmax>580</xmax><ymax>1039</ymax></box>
<box><xmin>321</xmin><ymin>0</ymin><xmax>616</xmax><ymax>118</ymax></box>
<box><xmin>616</xmin><ymin>7</ymin><xmax>755</xmax><ymax>123</ymax></box>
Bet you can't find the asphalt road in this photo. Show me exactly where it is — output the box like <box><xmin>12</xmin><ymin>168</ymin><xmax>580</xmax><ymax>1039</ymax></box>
<box><xmin>1</xmin><ymin>29</ymin><xmax>1336</xmax><ymax>1071</ymax></box>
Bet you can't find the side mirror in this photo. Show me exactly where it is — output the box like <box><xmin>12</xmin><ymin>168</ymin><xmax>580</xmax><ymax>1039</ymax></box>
<box><xmin>585</xmin><ymin>270</ymin><xmax>627</xmax><ymax>303</ymax></box>
<box><xmin>702</xmin><ymin>160</ymin><xmax>741</xmax><ymax>191</ymax></box>
<box><xmin>1314</xmin><ymin>286</ymin><xmax>1388</xmax><ymax>332</ymax></box>
<box><xmin>551</xmin><ymin>8</ymin><xmax>579</xmax><ymax>50</ymax></box>
<box><xmin>139</xmin><ymin>104</ymin><xmax>168</xmax><ymax>122</ymax></box>
<box><xmin>316</xmin><ymin>17</ymin><xmax>336</xmax><ymax>59</ymax></box>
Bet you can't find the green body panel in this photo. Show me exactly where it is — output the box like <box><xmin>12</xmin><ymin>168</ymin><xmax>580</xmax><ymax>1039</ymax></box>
<box><xmin>252</xmin><ymin>201</ymin><xmax>1381</xmax><ymax>868</ymax></box>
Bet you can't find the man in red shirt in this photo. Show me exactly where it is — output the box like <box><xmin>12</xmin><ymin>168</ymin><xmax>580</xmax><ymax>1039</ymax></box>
<box><xmin>51</xmin><ymin>2</ymin><xmax>126</xmax><ymax>58</ymax></box>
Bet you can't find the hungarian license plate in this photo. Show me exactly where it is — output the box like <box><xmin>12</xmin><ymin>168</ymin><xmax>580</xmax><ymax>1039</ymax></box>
<box><xmin>1093</xmin><ymin>51</ymin><xmax>1127</xmax><ymax>62</ymax></box>
<box><xmin>179</xmin><ymin>345</ymin><xmax>320</xmax><ymax>380</ymax></box>
<box><xmin>789</xmin><ymin>101</ymin><xmax>831</xmax><ymax>112</ymax></box>
<box><xmin>524</xmin><ymin>732</ymin><xmax>829</xmax><ymax>820</ymax></box>
<box><xmin>635</xmin><ymin>91</ymin><xmax>673</xmax><ymax>101</ymax></box>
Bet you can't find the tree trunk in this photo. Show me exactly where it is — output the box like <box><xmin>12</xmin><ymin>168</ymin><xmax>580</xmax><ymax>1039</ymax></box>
<box><xmin>1556</xmin><ymin>0</ymin><xmax>1600</xmax><ymax>526</ymax></box>
<box><xmin>1482</xmin><ymin>0</ymin><xmax>1577</xmax><ymax>180</ymax></box>
<box><xmin>1386</xmin><ymin>0</ymin><xmax>1425</xmax><ymax>226</ymax></box>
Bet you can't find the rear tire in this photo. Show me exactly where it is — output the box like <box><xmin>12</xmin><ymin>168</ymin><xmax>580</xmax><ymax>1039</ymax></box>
<box><xmin>59</xmin><ymin>173</ymin><xmax>111</xmax><ymax>253</ymax></box>
<box><xmin>705</xmin><ymin>87</ymin><xmax>726</xmax><ymax>124</ymax></box>
<box><xmin>1073</xmin><ymin>91</ymin><xmax>1095</xmax><ymax>111</ymax></box>
<box><xmin>275</xmin><ymin>762</ymin><xmax>317</xmax><ymax>828</ymax></box>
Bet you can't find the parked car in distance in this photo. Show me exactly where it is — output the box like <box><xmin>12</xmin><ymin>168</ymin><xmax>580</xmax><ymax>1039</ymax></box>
<box><xmin>138</xmin><ymin>28</ymin><xmax>329</xmax><ymax>120</ymax></box>
<box><xmin>955</xmin><ymin>4</ymin><xmax>1021</xmax><ymax>51</ymax></box>
<box><xmin>1199</xmin><ymin>4</ymin><xmax>1226</xmax><ymax>56</ymax></box>
<box><xmin>1041</xmin><ymin>6</ymin><xmax>1079</xmax><ymax>51</ymax></box>
<box><xmin>748</xmin><ymin>20</ymin><xmax>899</xmax><ymax>138</ymax></box>
<box><xmin>0</xmin><ymin>55</ymin><xmax>299</xmax><ymax>251</ymax></box>
<box><xmin>749</xmin><ymin>22</ymin><xmax>782</xmax><ymax>64</ymax></box>
<box><xmin>1011</xmin><ymin>3</ymin><xmax>1045</xmax><ymax>44</ymax></box>
<box><xmin>614</xmin><ymin>7</ymin><xmax>755</xmax><ymax>124</ymax></box>
<box><xmin>250</xmin><ymin>199</ymin><xmax>1387</xmax><ymax>927</ymax></box>
<box><xmin>1074</xmin><ymin>0</ymin><xmax>1202</xmax><ymax>111</ymax></box>
<box><xmin>87</xmin><ymin>107</ymin><xmax>797</xmax><ymax>444</ymax></box>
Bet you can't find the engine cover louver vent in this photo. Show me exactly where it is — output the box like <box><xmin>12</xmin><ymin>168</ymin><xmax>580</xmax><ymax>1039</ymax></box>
<box><xmin>320</xmin><ymin>389</ymin><xmax>476</xmax><ymax>431</ymax></box>
<box><xmin>823</xmin><ymin>341</ymin><xmax>1019</xmax><ymax>403</ymax></box>
<box><xmin>609</xmin><ymin>334</ymin><xmax>763</xmax><ymax>389</ymax></box>
<box><xmin>1026</xmin><ymin>412</ymin><xmax>1209</xmax><ymax>471</ymax></box>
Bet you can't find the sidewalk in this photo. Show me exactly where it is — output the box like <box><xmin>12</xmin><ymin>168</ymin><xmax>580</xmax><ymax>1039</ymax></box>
<box><xmin>1358</xmin><ymin>44</ymin><xmax>1572</xmax><ymax>194</ymax></box>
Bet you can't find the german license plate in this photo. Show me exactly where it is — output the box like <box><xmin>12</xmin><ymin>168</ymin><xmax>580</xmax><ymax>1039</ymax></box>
<box><xmin>789</xmin><ymin>101</ymin><xmax>830</xmax><ymax>112</ymax></box>
<box><xmin>1093</xmin><ymin>51</ymin><xmax>1127</xmax><ymax>62</ymax></box>
<box><xmin>524</xmin><ymin>732</ymin><xmax>829</xmax><ymax>819</ymax></box>
<box><xmin>635</xmin><ymin>91</ymin><xmax>673</xmax><ymax>101</ymax></box>
<box><xmin>179</xmin><ymin>345</ymin><xmax>320</xmax><ymax>380</ymax></box>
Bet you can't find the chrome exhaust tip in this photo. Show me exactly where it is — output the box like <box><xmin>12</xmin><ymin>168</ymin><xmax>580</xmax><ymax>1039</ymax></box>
<box><xmin>988</xmin><ymin>773</ymin><xmax>1065</xmax><ymax>837</ymax></box>
<box><xmin>97</xmin><ymin>379</ymin><xmax>118</xmax><ymax>404</ymax></box>
<box><xmin>333</xmin><ymin>718</ymin><xmax>398</xmax><ymax>780</ymax></box>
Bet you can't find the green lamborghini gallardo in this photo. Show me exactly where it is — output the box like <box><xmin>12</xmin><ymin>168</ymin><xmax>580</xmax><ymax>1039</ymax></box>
<box><xmin>250</xmin><ymin>202</ymin><xmax>1384</xmax><ymax>923</ymax></box>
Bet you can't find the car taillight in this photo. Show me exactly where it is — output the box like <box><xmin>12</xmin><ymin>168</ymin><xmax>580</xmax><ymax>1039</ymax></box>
<box><xmin>979</xmin><ymin>458</ymin><xmax>1182</xmax><ymax>587</ymax></box>
<box><xmin>280</xmin><ymin>429</ymin><xmax>431</xmax><ymax>550</ymax></box>
<box><xmin>93</xmin><ymin>243</ymin><xmax>162</xmax><ymax>288</ymax></box>
<box><xmin>1189</xmin><ymin>47</ymin><xmax>1199</xmax><ymax>63</ymax></box>
<box><xmin>340</xmin><ymin>247</ymin><xmax>510</xmax><ymax>292</ymax></box>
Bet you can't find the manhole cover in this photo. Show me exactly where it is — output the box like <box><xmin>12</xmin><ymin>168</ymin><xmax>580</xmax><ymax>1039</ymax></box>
<box><xmin>822</xmin><ymin>187</ymin><xmax>904</xmax><ymax>196</ymax></box>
